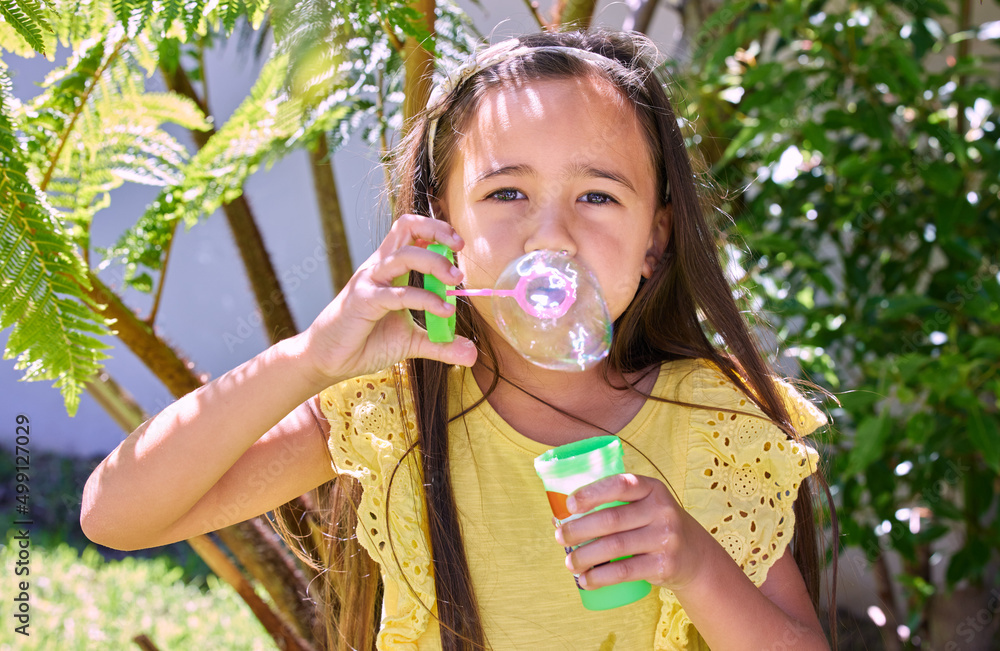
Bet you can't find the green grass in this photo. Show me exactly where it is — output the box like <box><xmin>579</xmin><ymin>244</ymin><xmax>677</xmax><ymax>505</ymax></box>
<box><xmin>0</xmin><ymin>533</ymin><xmax>272</xmax><ymax>650</ymax></box>
<box><xmin>0</xmin><ymin>445</ymin><xmax>277</xmax><ymax>649</ymax></box>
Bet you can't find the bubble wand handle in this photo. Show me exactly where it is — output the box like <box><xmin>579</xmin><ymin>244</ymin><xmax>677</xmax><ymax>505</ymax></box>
<box><xmin>424</xmin><ymin>244</ymin><xmax>457</xmax><ymax>343</ymax></box>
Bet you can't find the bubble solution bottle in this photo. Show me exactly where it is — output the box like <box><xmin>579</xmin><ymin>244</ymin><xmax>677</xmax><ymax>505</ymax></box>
<box><xmin>534</xmin><ymin>435</ymin><xmax>652</xmax><ymax>610</ymax></box>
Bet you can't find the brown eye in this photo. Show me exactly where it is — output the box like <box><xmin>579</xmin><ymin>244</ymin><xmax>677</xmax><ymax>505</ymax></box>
<box><xmin>580</xmin><ymin>192</ymin><xmax>616</xmax><ymax>205</ymax></box>
<box><xmin>489</xmin><ymin>188</ymin><xmax>525</xmax><ymax>202</ymax></box>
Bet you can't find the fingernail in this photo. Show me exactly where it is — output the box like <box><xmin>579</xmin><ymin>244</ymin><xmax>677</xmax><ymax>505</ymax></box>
<box><xmin>577</xmin><ymin>573</ymin><xmax>588</xmax><ymax>588</ymax></box>
<box><xmin>554</xmin><ymin>527</ymin><xmax>563</xmax><ymax>545</ymax></box>
<box><xmin>566</xmin><ymin>496</ymin><xmax>578</xmax><ymax>513</ymax></box>
<box><xmin>449</xmin><ymin>266</ymin><xmax>462</xmax><ymax>280</ymax></box>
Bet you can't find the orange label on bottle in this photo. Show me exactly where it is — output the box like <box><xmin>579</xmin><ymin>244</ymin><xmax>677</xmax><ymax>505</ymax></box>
<box><xmin>546</xmin><ymin>491</ymin><xmax>572</xmax><ymax>520</ymax></box>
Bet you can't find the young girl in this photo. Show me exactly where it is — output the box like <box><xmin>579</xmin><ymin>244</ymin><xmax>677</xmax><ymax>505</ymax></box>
<box><xmin>82</xmin><ymin>29</ymin><xmax>832</xmax><ymax>651</ymax></box>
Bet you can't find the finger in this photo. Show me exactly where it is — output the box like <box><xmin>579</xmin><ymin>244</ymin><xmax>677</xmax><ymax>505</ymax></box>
<box><xmin>408</xmin><ymin>332</ymin><xmax>479</xmax><ymax>368</ymax></box>
<box><xmin>371</xmin><ymin>246</ymin><xmax>464</xmax><ymax>287</ymax></box>
<box><xmin>564</xmin><ymin>525</ymin><xmax>665</xmax><ymax>576</ymax></box>
<box><xmin>576</xmin><ymin>551</ymin><xmax>675</xmax><ymax>590</ymax></box>
<box><xmin>556</xmin><ymin>501</ymin><xmax>650</xmax><ymax>548</ymax></box>
<box><xmin>360</xmin><ymin>285</ymin><xmax>457</xmax><ymax>318</ymax></box>
<box><xmin>390</xmin><ymin>213</ymin><xmax>465</xmax><ymax>250</ymax></box>
<box><xmin>567</xmin><ymin>474</ymin><xmax>653</xmax><ymax>515</ymax></box>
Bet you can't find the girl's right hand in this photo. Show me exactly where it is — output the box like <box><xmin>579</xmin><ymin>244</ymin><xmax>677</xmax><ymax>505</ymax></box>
<box><xmin>301</xmin><ymin>213</ymin><xmax>478</xmax><ymax>384</ymax></box>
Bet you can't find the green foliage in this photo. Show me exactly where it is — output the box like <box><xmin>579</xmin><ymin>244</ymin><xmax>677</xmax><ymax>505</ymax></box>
<box><xmin>0</xmin><ymin>0</ymin><xmax>53</xmax><ymax>54</ymax></box>
<box><xmin>0</xmin><ymin>0</ymin><xmax>482</xmax><ymax>415</ymax></box>
<box><xmin>271</xmin><ymin>0</ymin><xmax>477</xmax><ymax>148</ymax></box>
<box><xmin>687</xmin><ymin>0</ymin><xmax>1000</xmax><ymax>639</ymax></box>
<box><xmin>19</xmin><ymin>34</ymin><xmax>210</xmax><ymax>249</ymax></box>
<box><xmin>109</xmin><ymin>0</ymin><xmax>267</xmax><ymax>38</ymax></box>
<box><xmin>0</xmin><ymin>534</ymin><xmax>270</xmax><ymax>649</ymax></box>
<box><xmin>0</xmin><ymin>68</ymin><xmax>108</xmax><ymax>416</ymax></box>
<box><xmin>106</xmin><ymin>0</ymin><xmax>477</xmax><ymax>292</ymax></box>
<box><xmin>103</xmin><ymin>53</ymin><xmax>340</xmax><ymax>289</ymax></box>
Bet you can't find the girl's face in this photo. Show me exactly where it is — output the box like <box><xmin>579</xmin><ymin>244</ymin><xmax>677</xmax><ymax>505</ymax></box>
<box><xmin>439</xmin><ymin>74</ymin><xmax>670</xmax><ymax>328</ymax></box>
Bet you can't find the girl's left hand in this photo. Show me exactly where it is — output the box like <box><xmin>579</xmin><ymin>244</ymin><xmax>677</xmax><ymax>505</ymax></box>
<box><xmin>555</xmin><ymin>473</ymin><xmax>712</xmax><ymax>592</ymax></box>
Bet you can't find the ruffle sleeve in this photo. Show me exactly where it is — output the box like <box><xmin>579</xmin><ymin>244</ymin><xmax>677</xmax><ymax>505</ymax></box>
<box><xmin>654</xmin><ymin>360</ymin><xmax>826</xmax><ymax>650</ymax></box>
<box><xmin>317</xmin><ymin>365</ymin><xmax>436</xmax><ymax>650</ymax></box>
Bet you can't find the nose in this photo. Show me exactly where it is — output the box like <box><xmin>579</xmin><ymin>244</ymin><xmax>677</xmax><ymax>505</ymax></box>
<box><xmin>523</xmin><ymin>206</ymin><xmax>577</xmax><ymax>257</ymax></box>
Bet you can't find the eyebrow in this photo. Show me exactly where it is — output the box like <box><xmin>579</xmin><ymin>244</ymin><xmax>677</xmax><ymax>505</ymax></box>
<box><xmin>471</xmin><ymin>162</ymin><xmax>638</xmax><ymax>194</ymax></box>
<box><xmin>571</xmin><ymin>162</ymin><xmax>637</xmax><ymax>195</ymax></box>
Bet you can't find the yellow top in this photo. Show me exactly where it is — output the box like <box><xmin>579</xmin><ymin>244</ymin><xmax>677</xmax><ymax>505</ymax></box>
<box><xmin>318</xmin><ymin>358</ymin><xmax>826</xmax><ymax>650</ymax></box>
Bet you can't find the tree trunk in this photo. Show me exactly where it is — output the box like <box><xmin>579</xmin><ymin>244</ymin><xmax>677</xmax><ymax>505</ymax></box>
<box><xmin>402</xmin><ymin>0</ymin><xmax>436</xmax><ymax>129</ymax></box>
<box><xmin>309</xmin><ymin>132</ymin><xmax>354</xmax><ymax>294</ymax></box>
<box><xmin>553</xmin><ymin>0</ymin><xmax>597</xmax><ymax>30</ymax></box>
<box><xmin>623</xmin><ymin>0</ymin><xmax>660</xmax><ymax>34</ymax></box>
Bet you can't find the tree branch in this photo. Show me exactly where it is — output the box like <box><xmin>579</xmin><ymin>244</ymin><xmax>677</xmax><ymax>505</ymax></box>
<box><xmin>521</xmin><ymin>0</ymin><xmax>548</xmax><ymax>30</ymax></box>
<box><xmin>146</xmin><ymin>219</ymin><xmax>179</xmax><ymax>326</ymax></box>
<box><xmin>308</xmin><ymin>133</ymin><xmax>354</xmax><ymax>294</ymax></box>
<box><xmin>623</xmin><ymin>0</ymin><xmax>661</xmax><ymax>34</ymax></box>
<box><xmin>161</xmin><ymin>61</ymin><xmax>298</xmax><ymax>344</ymax></box>
<box><xmin>81</xmin><ymin>334</ymin><xmax>320</xmax><ymax>644</ymax></box>
<box><xmin>188</xmin><ymin>533</ymin><xmax>320</xmax><ymax>651</ymax></box>
<box><xmin>84</xmin><ymin>270</ymin><xmax>204</xmax><ymax>397</ymax></box>
<box><xmin>85</xmin><ymin>371</ymin><xmax>147</xmax><ymax>433</ymax></box>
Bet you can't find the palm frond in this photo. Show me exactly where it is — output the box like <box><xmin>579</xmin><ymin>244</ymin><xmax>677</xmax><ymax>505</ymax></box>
<box><xmin>19</xmin><ymin>36</ymin><xmax>209</xmax><ymax>251</ymax></box>
<box><xmin>0</xmin><ymin>69</ymin><xmax>109</xmax><ymax>416</ymax></box>
<box><xmin>49</xmin><ymin>0</ymin><xmax>114</xmax><ymax>48</ymax></box>
<box><xmin>0</xmin><ymin>0</ymin><xmax>54</xmax><ymax>54</ymax></box>
<box><xmin>104</xmin><ymin>54</ymin><xmax>330</xmax><ymax>289</ymax></box>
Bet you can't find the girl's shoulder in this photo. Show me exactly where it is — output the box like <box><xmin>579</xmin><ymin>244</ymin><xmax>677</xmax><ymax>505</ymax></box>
<box><xmin>316</xmin><ymin>364</ymin><xmax>416</xmax><ymax>478</ymax></box>
<box><xmin>658</xmin><ymin>357</ymin><xmax>828</xmax><ymax>438</ymax></box>
<box><xmin>671</xmin><ymin>357</ymin><xmax>826</xmax><ymax>586</ymax></box>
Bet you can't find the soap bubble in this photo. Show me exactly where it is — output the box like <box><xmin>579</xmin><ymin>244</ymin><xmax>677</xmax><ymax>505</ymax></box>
<box><xmin>491</xmin><ymin>251</ymin><xmax>612</xmax><ymax>371</ymax></box>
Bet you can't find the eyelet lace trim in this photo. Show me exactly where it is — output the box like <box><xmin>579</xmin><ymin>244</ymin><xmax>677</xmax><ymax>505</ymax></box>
<box><xmin>654</xmin><ymin>361</ymin><xmax>826</xmax><ymax>649</ymax></box>
<box><xmin>318</xmin><ymin>365</ymin><xmax>435</xmax><ymax>650</ymax></box>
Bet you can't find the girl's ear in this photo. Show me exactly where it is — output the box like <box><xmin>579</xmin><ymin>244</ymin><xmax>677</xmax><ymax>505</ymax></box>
<box><xmin>429</xmin><ymin>196</ymin><xmax>444</xmax><ymax>220</ymax></box>
<box><xmin>430</xmin><ymin>196</ymin><xmax>454</xmax><ymax>224</ymax></box>
<box><xmin>642</xmin><ymin>203</ymin><xmax>672</xmax><ymax>278</ymax></box>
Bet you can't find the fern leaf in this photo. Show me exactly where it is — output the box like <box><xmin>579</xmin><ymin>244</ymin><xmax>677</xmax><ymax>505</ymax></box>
<box><xmin>134</xmin><ymin>92</ymin><xmax>212</xmax><ymax>131</ymax></box>
<box><xmin>181</xmin><ymin>0</ymin><xmax>207</xmax><ymax>40</ymax></box>
<box><xmin>22</xmin><ymin>42</ymin><xmax>204</xmax><ymax>238</ymax></box>
<box><xmin>0</xmin><ymin>15</ymin><xmax>43</xmax><ymax>57</ymax></box>
<box><xmin>110</xmin><ymin>0</ymin><xmax>132</xmax><ymax>28</ymax></box>
<box><xmin>160</xmin><ymin>0</ymin><xmax>183</xmax><ymax>31</ymax></box>
<box><xmin>0</xmin><ymin>0</ymin><xmax>53</xmax><ymax>54</ymax></box>
<box><xmin>0</xmin><ymin>71</ymin><xmax>109</xmax><ymax>416</ymax></box>
<box><xmin>104</xmin><ymin>55</ymin><xmax>311</xmax><ymax>288</ymax></box>
<box><xmin>221</xmin><ymin>0</ymin><xmax>244</xmax><ymax>34</ymax></box>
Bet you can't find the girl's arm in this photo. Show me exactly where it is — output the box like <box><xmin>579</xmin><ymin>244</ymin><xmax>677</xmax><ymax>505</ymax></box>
<box><xmin>673</xmin><ymin>542</ymin><xmax>827</xmax><ymax>650</ymax></box>
<box><xmin>80</xmin><ymin>335</ymin><xmax>336</xmax><ymax>551</ymax></box>
<box><xmin>81</xmin><ymin>215</ymin><xmax>476</xmax><ymax>551</ymax></box>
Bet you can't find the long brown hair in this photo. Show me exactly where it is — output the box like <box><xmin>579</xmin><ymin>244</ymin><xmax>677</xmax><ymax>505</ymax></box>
<box><xmin>274</xmin><ymin>28</ymin><xmax>834</xmax><ymax>651</ymax></box>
